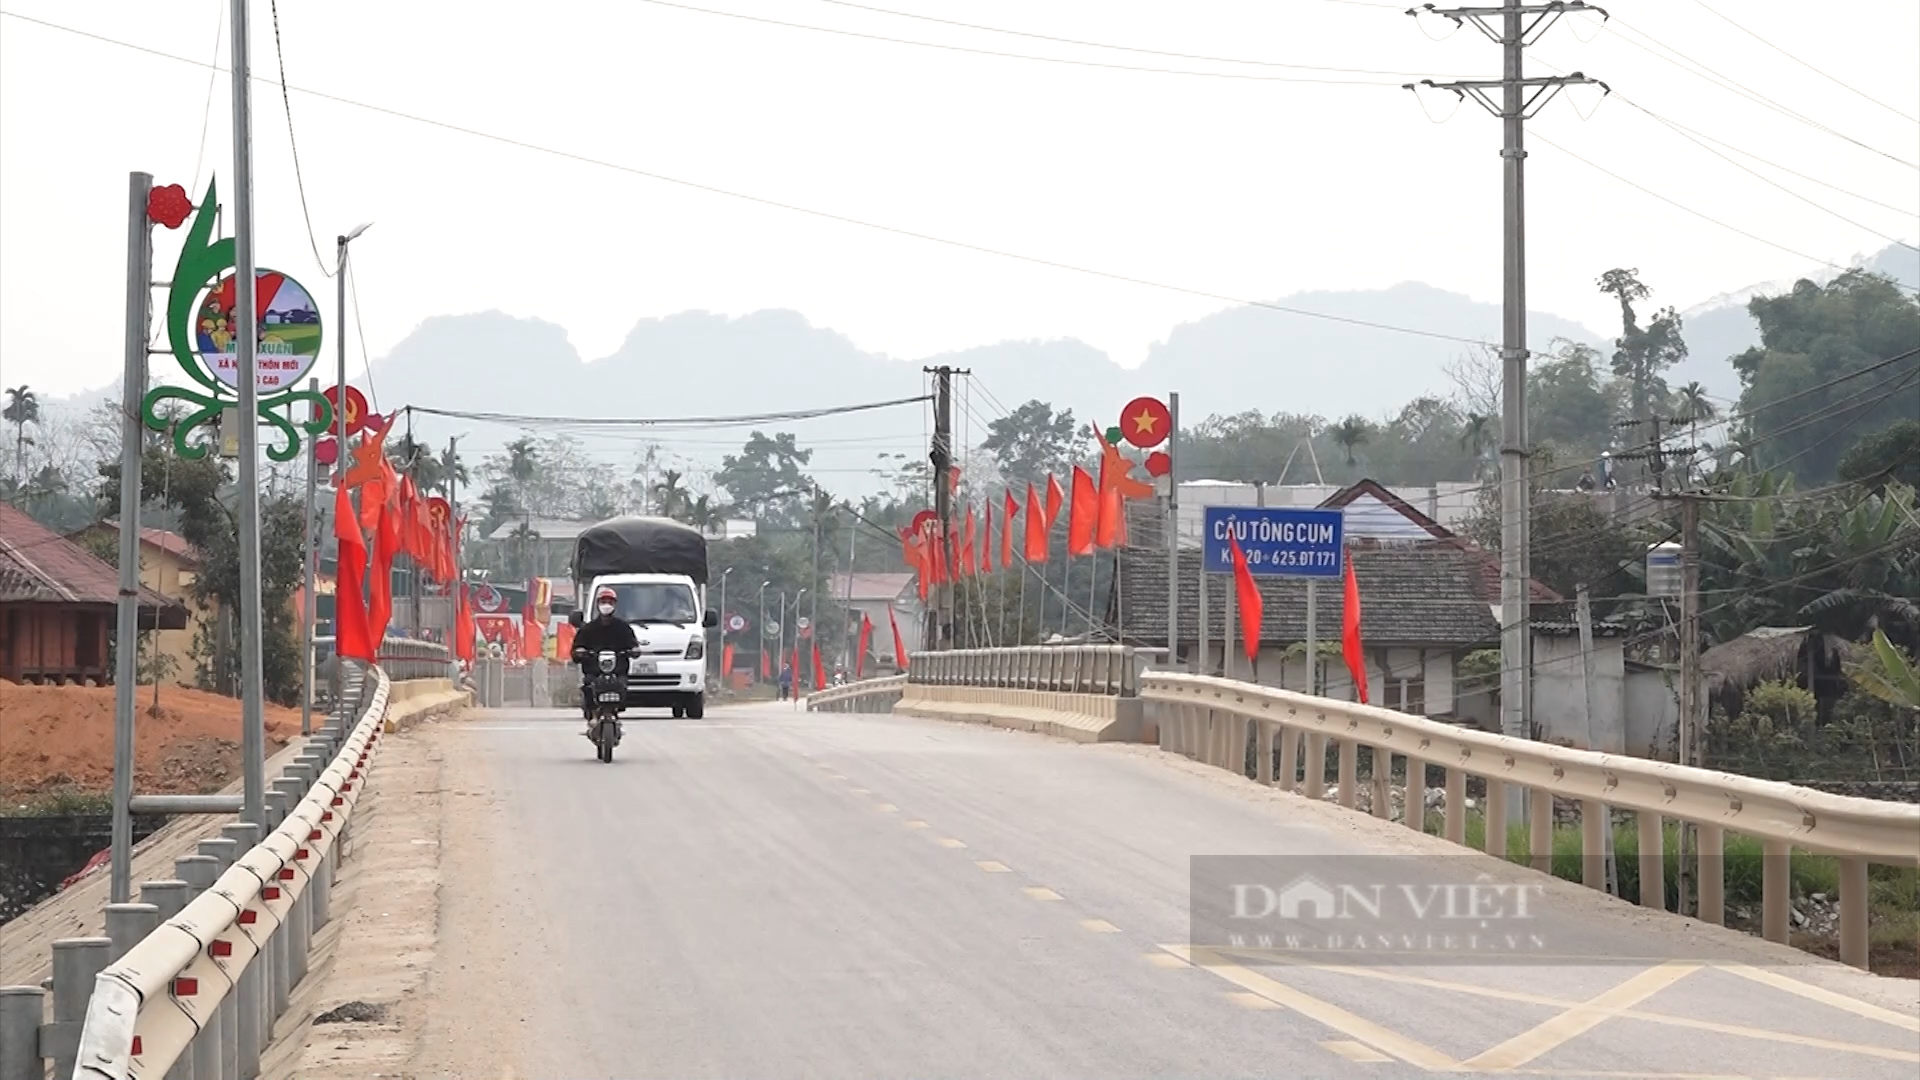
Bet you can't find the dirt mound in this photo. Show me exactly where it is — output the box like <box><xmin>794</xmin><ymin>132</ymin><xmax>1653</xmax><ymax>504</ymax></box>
<box><xmin>0</xmin><ymin>681</ymin><xmax>299</xmax><ymax>799</ymax></box>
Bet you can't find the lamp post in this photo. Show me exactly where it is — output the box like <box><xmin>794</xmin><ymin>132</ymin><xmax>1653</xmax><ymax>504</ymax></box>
<box><xmin>796</xmin><ymin>588</ymin><xmax>810</xmax><ymax>693</ymax></box>
<box><xmin>757</xmin><ymin>580</ymin><xmax>770</xmax><ymax>681</ymax></box>
<box><xmin>329</xmin><ymin>221</ymin><xmax>371</xmax><ymax>707</ymax></box>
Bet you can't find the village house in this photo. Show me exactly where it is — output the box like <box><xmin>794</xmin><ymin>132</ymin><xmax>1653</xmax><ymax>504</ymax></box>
<box><xmin>70</xmin><ymin>521</ymin><xmax>212</xmax><ymax>686</ymax></box>
<box><xmin>1</xmin><ymin>504</ymin><xmax>187</xmax><ymax>685</ymax></box>
<box><xmin>827</xmin><ymin>572</ymin><xmax>924</xmax><ymax>672</ymax></box>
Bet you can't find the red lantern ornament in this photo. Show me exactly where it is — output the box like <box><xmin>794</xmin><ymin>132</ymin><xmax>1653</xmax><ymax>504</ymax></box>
<box><xmin>1119</xmin><ymin>397</ymin><xmax>1173</xmax><ymax>449</ymax></box>
<box><xmin>1145</xmin><ymin>451</ymin><xmax>1172</xmax><ymax>478</ymax></box>
<box><xmin>147</xmin><ymin>184</ymin><xmax>193</xmax><ymax>229</ymax></box>
<box><xmin>315</xmin><ymin>437</ymin><xmax>339</xmax><ymax>467</ymax></box>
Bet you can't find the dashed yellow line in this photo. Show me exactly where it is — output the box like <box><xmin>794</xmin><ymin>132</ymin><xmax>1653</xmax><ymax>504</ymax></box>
<box><xmin>1322</xmin><ymin>1040</ymin><xmax>1392</xmax><ymax>1064</ymax></box>
<box><xmin>902</xmin><ymin>820</ymin><xmax>929</xmax><ymax>829</ymax></box>
<box><xmin>848</xmin><ymin>786</ymin><xmax>871</xmax><ymax>795</ymax></box>
<box><xmin>976</xmin><ymin>860</ymin><xmax>1011</xmax><ymax>873</ymax></box>
<box><xmin>936</xmin><ymin>837</ymin><xmax>967</xmax><ymax>849</ymax></box>
<box><xmin>1225</xmin><ymin>991</ymin><xmax>1283</xmax><ymax>1011</ymax></box>
<box><xmin>1146</xmin><ymin>951</ymin><xmax>1189</xmax><ymax>969</ymax></box>
<box><xmin>874</xmin><ymin>803</ymin><xmax>898</xmax><ymax>813</ymax></box>
<box><xmin>1023</xmin><ymin>886</ymin><xmax>1063</xmax><ymax>901</ymax></box>
<box><xmin>1081</xmin><ymin>919</ymin><xmax>1120</xmax><ymax>934</ymax></box>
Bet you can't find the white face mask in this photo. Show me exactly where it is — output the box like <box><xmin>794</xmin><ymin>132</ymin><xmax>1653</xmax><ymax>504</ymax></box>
<box><xmin>597</xmin><ymin>603</ymin><xmax>615</xmax><ymax>617</ymax></box>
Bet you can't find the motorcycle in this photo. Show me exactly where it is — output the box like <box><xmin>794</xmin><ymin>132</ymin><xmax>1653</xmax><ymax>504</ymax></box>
<box><xmin>578</xmin><ymin>648</ymin><xmax>628</xmax><ymax>763</ymax></box>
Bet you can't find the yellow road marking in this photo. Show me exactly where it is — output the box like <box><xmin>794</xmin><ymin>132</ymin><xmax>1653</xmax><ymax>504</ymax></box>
<box><xmin>848</xmin><ymin>787</ymin><xmax>871</xmax><ymax>794</ymax></box>
<box><xmin>1081</xmin><ymin>919</ymin><xmax>1120</xmax><ymax>933</ymax></box>
<box><xmin>1718</xmin><ymin>964</ymin><xmax>1920</xmax><ymax>1033</ymax></box>
<box><xmin>1164</xmin><ymin>946</ymin><xmax>1459</xmax><ymax>1072</ymax></box>
<box><xmin>1322</xmin><ymin>1040</ymin><xmax>1393</xmax><ymax>1063</ymax></box>
<box><xmin>1146</xmin><ymin>951</ymin><xmax>1190</xmax><ymax>969</ymax></box>
<box><xmin>874</xmin><ymin>803</ymin><xmax>898</xmax><ymax>813</ymax></box>
<box><xmin>1225</xmin><ymin>991</ymin><xmax>1282</xmax><ymax>1010</ymax></box>
<box><xmin>902</xmin><ymin>820</ymin><xmax>929</xmax><ymax>829</ymax></box>
<box><xmin>1463</xmin><ymin>962</ymin><xmax>1699</xmax><ymax>1071</ymax></box>
<box><xmin>936</xmin><ymin>837</ymin><xmax>967</xmax><ymax>849</ymax></box>
<box><xmin>1216</xmin><ymin>953</ymin><xmax>1920</xmax><ymax>1065</ymax></box>
<box><xmin>1023</xmin><ymin>887</ymin><xmax>1063</xmax><ymax>901</ymax></box>
<box><xmin>1492</xmin><ymin>1071</ymin><xmax>1756</xmax><ymax>1079</ymax></box>
<box><xmin>976</xmin><ymin>860</ymin><xmax>1011</xmax><ymax>873</ymax></box>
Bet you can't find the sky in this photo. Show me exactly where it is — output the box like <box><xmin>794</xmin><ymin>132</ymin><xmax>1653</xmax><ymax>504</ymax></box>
<box><xmin>2</xmin><ymin>0</ymin><xmax>1915</xmax><ymax>402</ymax></box>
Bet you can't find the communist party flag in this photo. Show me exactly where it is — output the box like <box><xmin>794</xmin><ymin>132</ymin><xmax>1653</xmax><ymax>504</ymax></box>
<box><xmin>1229</xmin><ymin>530</ymin><xmax>1262</xmax><ymax>661</ymax></box>
<box><xmin>331</xmin><ymin>483</ymin><xmax>376</xmax><ymax>662</ymax></box>
<box><xmin>1045</xmin><ymin>474</ymin><xmax>1065</xmax><ymax>530</ymax></box>
<box><xmin>888</xmin><ymin>605</ymin><xmax>909</xmax><ymax>670</ymax></box>
<box><xmin>1067</xmin><ymin>465</ymin><xmax>1099</xmax><ymax>557</ymax></box>
<box><xmin>980</xmin><ymin>501</ymin><xmax>994</xmax><ymax>574</ymax></box>
<box><xmin>856</xmin><ymin>613</ymin><xmax>872</xmax><ymax>678</ymax></box>
<box><xmin>1342</xmin><ymin>554</ymin><xmax>1369</xmax><ymax>704</ymax></box>
<box><xmin>1001</xmin><ymin>490</ymin><xmax>1018</xmax><ymax>569</ymax></box>
<box><xmin>1024</xmin><ymin>482</ymin><xmax>1049</xmax><ymax>563</ymax></box>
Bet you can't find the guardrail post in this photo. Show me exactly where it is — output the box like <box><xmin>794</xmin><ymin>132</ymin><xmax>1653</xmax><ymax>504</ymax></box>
<box><xmin>1403</xmin><ymin>757</ymin><xmax>1427</xmax><ymax>831</ymax></box>
<box><xmin>1761</xmin><ymin>839</ymin><xmax>1792</xmax><ymax>944</ymax></box>
<box><xmin>1527</xmin><ymin>790</ymin><xmax>1553</xmax><ymax>873</ymax></box>
<box><xmin>1302</xmin><ymin>732</ymin><xmax>1327</xmax><ymax>801</ymax></box>
<box><xmin>1637</xmin><ymin>811</ymin><xmax>1665</xmax><ymax>909</ymax></box>
<box><xmin>1444</xmin><ymin>764</ymin><xmax>1467</xmax><ymax>844</ymax></box>
<box><xmin>1255</xmin><ymin>720</ymin><xmax>1275</xmax><ymax>785</ymax></box>
<box><xmin>1838</xmin><ymin>857</ymin><xmax>1869</xmax><ymax>969</ymax></box>
<box><xmin>1369</xmin><ymin>749</ymin><xmax>1392</xmax><ymax>821</ymax></box>
<box><xmin>1696</xmin><ymin>825</ymin><xmax>1725</xmax><ymax>927</ymax></box>
<box><xmin>1482</xmin><ymin>781</ymin><xmax>1508</xmax><ymax>857</ymax></box>
<box><xmin>264</xmin><ymin>791</ymin><xmax>293</xmax><ymax>1024</ymax></box>
<box><xmin>0</xmin><ymin>986</ymin><xmax>44</xmax><ymax>1080</ymax></box>
<box><xmin>272</xmin><ymin>778</ymin><xmax>313</xmax><ymax>993</ymax></box>
<box><xmin>1337</xmin><ymin>739</ymin><xmax>1358</xmax><ymax>809</ymax></box>
<box><xmin>220</xmin><ymin>822</ymin><xmax>266</xmax><ymax>1072</ymax></box>
<box><xmin>1580</xmin><ymin>804</ymin><xmax>1608</xmax><ymax>890</ymax></box>
<box><xmin>179</xmin><ymin>850</ymin><xmax>231</xmax><ymax>1080</ymax></box>
<box><xmin>104</xmin><ymin>901</ymin><xmax>159</xmax><ymax>962</ymax></box>
<box><xmin>47</xmin><ymin>937</ymin><xmax>111</xmax><ymax>1080</ymax></box>
<box><xmin>1276</xmin><ymin>722</ymin><xmax>1299</xmax><ymax>794</ymax></box>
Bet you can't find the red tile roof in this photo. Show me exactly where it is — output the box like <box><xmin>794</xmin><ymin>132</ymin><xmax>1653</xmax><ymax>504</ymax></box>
<box><xmin>87</xmin><ymin>520</ymin><xmax>203</xmax><ymax>567</ymax></box>
<box><xmin>0</xmin><ymin>504</ymin><xmax>188</xmax><ymax>623</ymax></box>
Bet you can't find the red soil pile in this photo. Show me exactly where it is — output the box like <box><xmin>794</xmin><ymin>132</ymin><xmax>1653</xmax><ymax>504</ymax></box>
<box><xmin>0</xmin><ymin>681</ymin><xmax>300</xmax><ymax>798</ymax></box>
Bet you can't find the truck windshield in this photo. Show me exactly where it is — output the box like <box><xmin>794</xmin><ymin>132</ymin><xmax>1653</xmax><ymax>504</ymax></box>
<box><xmin>607</xmin><ymin>582</ymin><xmax>698</xmax><ymax>624</ymax></box>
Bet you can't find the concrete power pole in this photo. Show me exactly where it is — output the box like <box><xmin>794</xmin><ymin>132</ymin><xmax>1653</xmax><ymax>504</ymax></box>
<box><xmin>923</xmin><ymin>365</ymin><xmax>968</xmax><ymax>652</ymax></box>
<box><xmin>229</xmin><ymin>0</ymin><xmax>269</xmax><ymax>830</ymax></box>
<box><xmin>1410</xmin><ymin>0</ymin><xmax>1608</xmax><ymax>823</ymax></box>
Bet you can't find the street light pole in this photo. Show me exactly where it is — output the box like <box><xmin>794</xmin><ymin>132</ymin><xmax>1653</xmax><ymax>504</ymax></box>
<box><xmin>331</xmin><ymin>221</ymin><xmax>370</xmax><ymax>708</ymax></box>
<box><xmin>718</xmin><ymin>567</ymin><xmax>733</xmax><ymax>683</ymax></box>
<box><xmin>228</xmin><ymin>0</ymin><xmax>268</xmax><ymax>830</ymax></box>
<box><xmin>758</xmin><ymin>580</ymin><xmax>769</xmax><ymax>683</ymax></box>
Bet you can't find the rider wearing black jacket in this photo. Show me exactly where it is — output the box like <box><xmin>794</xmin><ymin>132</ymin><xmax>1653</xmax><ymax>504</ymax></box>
<box><xmin>573</xmin><ymin>587</ymin><xmax>639</xmax><ymax>724</ymax></box>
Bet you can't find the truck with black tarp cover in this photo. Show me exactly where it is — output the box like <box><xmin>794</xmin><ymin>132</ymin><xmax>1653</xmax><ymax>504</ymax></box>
<box><xmin>570</xmin><ymin>516</ymin><xmax>718</xmax><ymax>718</ymax></box>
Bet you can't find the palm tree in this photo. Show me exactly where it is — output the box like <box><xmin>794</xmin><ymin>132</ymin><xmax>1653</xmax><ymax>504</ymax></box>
<box><xmin>436</xmin><ymin>444</ymin><xmax>470</xmax><ymax>500</ymax></box>
<box><xmin>687</xmin><ymin>494</ymin><xmax>721</xmax><ymax>535</ymax></box>
<box><xmin>654</xmin><ymin>469</ymin><xmax>687</xmax><ymax>519</ymax></box>
<box><xmin>389</xmin><ymin>433</ymin><xmax>443</xmax><ymax>494</ymax></box>
<box><xmin>1677</xmin><ymin>382</ymin><xmax>1718</xmax><ymax>483</ymax></box>
<box><xmin>1460</xmin><ymin>412</ymin><xmax>1494</xmax><ymax>479</ymax></box>
<box><xmin>4</xmin><ymin>385</ymin><xmax>39</xmax><ymax>486</ymax></box>
<box><xmin>1329</xmin><ymin>415</ymin><xmax>1371</xmax><ymax>468</ymax></box>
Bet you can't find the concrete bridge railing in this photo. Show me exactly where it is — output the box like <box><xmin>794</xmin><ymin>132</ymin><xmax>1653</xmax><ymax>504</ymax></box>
<box><xmin>0</xmin><ymin>643</ymin><xmax>458</xmax><ymax>1080</ymax></box>
<box><xmin>803</xmin><ymin>647</ymin><xmax>1920</xmax><ymax>973</ymax></box>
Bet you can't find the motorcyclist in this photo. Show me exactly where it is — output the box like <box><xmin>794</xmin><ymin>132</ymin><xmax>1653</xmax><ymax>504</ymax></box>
<box><xmin>572</xmin><ymin>587</ymin><xmax>639</xmax><ymax>730</ymax></box>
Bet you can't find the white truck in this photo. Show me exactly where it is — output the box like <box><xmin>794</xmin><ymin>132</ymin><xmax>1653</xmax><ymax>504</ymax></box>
<box><xmin>570</xmin><ymin>516</ymin><xmax>719</xmax><ymax>719</ymax></box>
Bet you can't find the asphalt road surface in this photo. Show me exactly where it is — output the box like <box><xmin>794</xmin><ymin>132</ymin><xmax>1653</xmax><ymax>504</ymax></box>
<box><xmin>407</xmin><ymin>701</ymin><xmax>1920</xmax><ymax>1080</ymax></box>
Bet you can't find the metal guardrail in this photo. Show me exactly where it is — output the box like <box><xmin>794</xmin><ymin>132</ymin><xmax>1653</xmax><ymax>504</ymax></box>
<box><xmin>1145</xmin><ymin>671</ymin><xmax>1920</xmax><ymax>972</ymax></box>
<box><xmin>806</xmin><ymin>674</ymin><xmax>908</xmax><ymax>713</ymax></box>
<box><xmin>907</xmin><ymin>645</ymin><xmax>1141</xmax><ymax>695</ymax></box>
<box><xmin>0</xmin><ymin>654</ymin><xmax>450</xmax><ymax>1080</ymax></box>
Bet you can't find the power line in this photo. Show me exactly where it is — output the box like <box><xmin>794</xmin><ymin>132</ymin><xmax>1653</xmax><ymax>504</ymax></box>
<box><xmin>187</xmin><ymin>0</ymin><xmax>223</xmax><ymax>195</ymax></box>
<box><xmin>265</xmin><ymin>0</ymin><xmax>333</xmax><ymax>278</ymax></box>
<box><xmin>405</xmin><ymin>394</ymin><xmax>935</xmax><ymax>429</ymax></box>
<box><xmin>1532</xmin><ymin>131</ymin><xmax>1920</xmax><ymax>291</ymax></box>
<box><xmin>630</xmin><ymin>0</ymin><xmax>1412</xmax><ymax>85</ymax></box>
<box><xmin>0</xmin><ymin>10</ymin><xmax>1497</xmax><ymax>351</ymax></box>
<box><xmin>800</xmin><ymin>0</ymin><xmax>1471</xmax><ymax>79</ymax></box>
<box><xmin>1687</xmin><ymin>0</ymin><xmax>1919</xmax><ymax>125</ymax></box>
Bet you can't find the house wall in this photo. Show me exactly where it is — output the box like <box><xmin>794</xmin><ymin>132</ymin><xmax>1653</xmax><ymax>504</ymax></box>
<box><xmin>1530</xmin><ymin>633</ymin><xmax>1628</xmax><ymax>751</ymax></box>
<box><xmin>1625</xmin><ymin>667</ymin><xmax>1680</xmax><ymax>760</ymax></box>
<box><xmin>134</xmin><ymin>546</ymin><xmax>213</xmax><ymax>685</ymax></box>
<box><xmin>0</xmin><ymin>604</ymin><xmax>110</xmax><ymax>684</ymax></box>
<box><xmin>1186</xmin><ymin>643</ymin><xmax>1459</xmax><ymax>718</ymax></box>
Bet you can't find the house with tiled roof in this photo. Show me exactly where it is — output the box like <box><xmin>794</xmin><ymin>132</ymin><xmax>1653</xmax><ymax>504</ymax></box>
<box><xmin>70</xmin><ymin>520</ymin><xmax>216</xmax><ymax>686</ymax></box>
<box><xmin>1</xmin><ymin>505</ymin><xmax>188</xmax><ymax>685</ymax></box>
<box><xmin>826</xmin><ymin>572</ymin><xmax>923</xmax><ymax>671</ymax></box>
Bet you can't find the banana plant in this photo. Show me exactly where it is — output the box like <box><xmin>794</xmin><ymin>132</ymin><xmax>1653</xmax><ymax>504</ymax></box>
<box><xmin>1845</xmin><ymin>630</ymin><xmax>1920</xmax><ymax>710</ymax></box>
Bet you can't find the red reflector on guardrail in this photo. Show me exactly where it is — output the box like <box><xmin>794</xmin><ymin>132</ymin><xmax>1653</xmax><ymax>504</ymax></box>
<box><xmin>262</xmin><ymin>887</ymin><xmax>281</xmax><ymax>901</ymax></box>
<box><xmin>278</xmin><ymin>868</ymin><xmax>296</xmax><ymax>880</ymax></box>
<box><xmin>296</xmin><ymin>848</ymin><xmax>310</xmax><ymax>860</ymax></box>
<box><xmin>239</xmin><ymin>911</ymin><xmax>257</xmax><ymax>925</ymax></box>
<box><xmin>173</xmin><ymin>977</ymin><xmax>197</xmax><ymax>997</ymax></box>
<box><xmin>331</xmin><ymin>796</ymin><xmax>344</xmax><ymax>806</ymax></box>
<box><xmin>210</xmin><ymin>940</ymin><xmax>232</xmax><ymax>958</ymax></box>
<box><xmin>309</xmin><ymin>829</ymin><xmax>323</xmax><ymax>840</ymax></box>
<box><xmin>321</xmin><ymin>811</ymin><xmax>334</xmax><ymax>822</ymax></box>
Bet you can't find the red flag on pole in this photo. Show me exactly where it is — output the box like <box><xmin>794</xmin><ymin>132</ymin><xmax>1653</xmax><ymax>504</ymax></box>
<box><xmin>367</xmin><ymin>466</ymin><xmax>402</xmax><ymax>646</ymax></box>
<box><xmin>811</xmin><ymin>640</ymin><xmax>826</xmax><ymax>690</ymax></box>
<box><xmin>522</xmin><ymin>604</ymin><xmax>543</xmax><ymax>661</ymax></box>
<box><xmin>1229</xmin><ymin>531</ymin><xmax>1263</xmax><ymax>661</ymax></box>
<box><xmin>888</xmin><ymin>605</ymin><xmax>909</xmax><ymax>671</ymax></box>
<box><xmin>1001</xmin><ymin>489</ymin><xmax>1018</xmax><ymax>569</ymax></box>
<box><xmin>454</xmin><ymin>583</ymin><xmax>475</xmax><ymax>663</ymax></box>
<box><xmin>960</xmin><ymin>509</ymin><xmax>976</xmax><ymax>579</ymax></box>
<box><xmin>761</xmin><ymin>647</ymin><xmax>772</xmax><ymax>680</ymax></box>
<box><xmin>1067</xmin><ymin>466</ymin><xmax>1099</xmax><ymax>557</ymax></box>
<box><xmin>1024</xmin><ymin>482</ymin><xmax>1048</xmax><ymax>563</ymax></box>
<box><xmin>1342</xmin><ymin>554</ymin><xmax>1368</xmax><ymax>704</ymax></box>
<box><xmin>981</xmin><ymin>501</ymin><xmax>994</xmax><ymax>574</ymax></box>
<box><xmin>1045</xmin><ymin>474</ymin><xmax>1065</xmax><ymax>529</ymax></box>
<box><xmin>331</xmin><ymin>484</ymin><xmax>376</xmax><ymax>662</ymax></box>
<box><xmin>856</xmin><ymin>614</ymin><xmax>872</xmax><ymax>678</ymax></box>
<box><xmin>722</xmin><ymin>642</ymin><xmax>734</xmax><ymax>678</ymax></box>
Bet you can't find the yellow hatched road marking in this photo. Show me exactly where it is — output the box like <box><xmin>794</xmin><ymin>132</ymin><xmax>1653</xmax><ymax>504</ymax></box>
<box><xmin>1463</xmin><ymin>962</ymin><xmax>1698</xmax><ymax>1071</ymax></box>
<box><xmin>1225</xmin><ymin>991</ymin><xmax>1282</xmax><ymax>1010</ymax></box>
<box><xmin>1081</xmin><ymin>919</ymin><xmax>1120</xmax><ymax>933</ymax></box>
<box><xmin>1146</xmin><ymin>951</ymin><xmax>1189</xmax><ymax>969</ymax></box>
<box><xmin>976</xmin><ymin>860</ymin><xmax>1011</xmax><ymax>873</ymax></box>
<box><xmin>1718</xmin><ymin>964</ymin><xmax>1920</xmax><ymax>1032</ymax></box>
<box><xmin>1322</xmin><ymin>1040</ymin><xmax>1393</xmax><ymax>1063</ymax></box>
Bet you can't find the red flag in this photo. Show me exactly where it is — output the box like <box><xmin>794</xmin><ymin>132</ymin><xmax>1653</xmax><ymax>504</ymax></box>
<box><xmin>1045</xmin><ymin>474</ymin><xmax>1065</xmax><ymax>529</ymax></box>
<box><xmin>522</xmin><ymin>604</ymin><xmax>543</xmax><ymax>660</ymax></box>
<box><xmin>1342</xmin><ymin>555</ymin><xmax>1368</xmax><ymax>704</ymax></box>
<box><xmin>981</xmin><ymin>501</ymin><xmax>994</xmax><ymax>574</ymax></box>
<box><xmin>556</xmin><ymin>619</ymin><xmax>575</xmax><ymax>660</ymax></box>
<box><xmin>856</xmin><ymin>614</ymin><xmax>872</xmax><ymax>678</ymax></box>
<box><xmin>888</xmin><ymin>605</ymin><xmax>909</xmax><ymax>671</ymax></box>
<box><xmin>961</xmin><ymin>509</ymin><xmax>976</xmax><ymax>579</ymax></box>
<box><xmin>1229</xmin><ymin>530</ymin><xmax>1262</xmax><ymax>661</ymax></box>
<box><xmin>1024</xmin><ymin>482</ymin><xmax>1049</xmax><ymax>563</ymax></box>
<box><xmin>761</xmin><ymin>647</ymin><xmax>772</xmax><ymax>680</ymax></box>
<box><xmin>1001</xmin><ymin>489</ymin><xmax>1018</xmax><ymax>569</ymax></box>
<box><xmin>722</xmin><ymin>642</ymin><xmax>734</xmax><ymax>677</ymax></box>
<box><xmin>1096</xmin><ymin>462</ymin><xmax>1122</xmax><ymax>549</ymax></box>
<box><xmin>367</xmin><ymin>474</ymin><xmax>401</xmax><ymax>645</ymax></box>
<box><xmin>1067</xmin><ymin>466</ymin><xmax>1099</xmax><ymax>557</ymax></box>
<box><xmin>331</xmin><ymin>484</ymin><xmax>376</xmax><ymax>662</ymax></box>
<box><xmin>453</xmin><ymin>583</ymin><xmax>475</xmax><ymax>663</ymax></box>
<box><xmin>811</xmin><ymin>641</ymin><xmax>826</xmax><ymax>690</ymax></box>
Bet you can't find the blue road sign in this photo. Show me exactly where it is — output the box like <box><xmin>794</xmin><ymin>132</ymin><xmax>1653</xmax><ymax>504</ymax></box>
<box><xmin>1201</xmin><ymin>506</ymin><xmax>1345</xmax><ymax>578</ymax></box>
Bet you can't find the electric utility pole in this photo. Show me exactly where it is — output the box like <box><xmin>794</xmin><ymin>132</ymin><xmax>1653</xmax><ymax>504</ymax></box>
<box><xmin>1408</xmin><ymin>2</ymin><xmax>1608</xmax><ymax>823</ymax></box>
<box><xmin>924</xmin><ymin>365</ymin><xmax>968</xmax><ymax>652</ymax></box>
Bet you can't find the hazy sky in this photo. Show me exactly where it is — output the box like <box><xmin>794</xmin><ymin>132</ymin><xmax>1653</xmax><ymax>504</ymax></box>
<box><xmin>3</xmin><ymin>0</ymin><xmax>1915</xmax><ymax>401</ymax></box>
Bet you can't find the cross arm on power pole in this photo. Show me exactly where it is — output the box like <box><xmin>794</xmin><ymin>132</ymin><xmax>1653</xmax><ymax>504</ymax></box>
<box><xmin>1406</xmin><ymin>74</ymin><xmax>1609</xmax><ymax>119</ymax></box>
<box><xmin>1410</xmin><ymin>1</ymin><xmax>1609</xmax><ymax>46</ymax></box>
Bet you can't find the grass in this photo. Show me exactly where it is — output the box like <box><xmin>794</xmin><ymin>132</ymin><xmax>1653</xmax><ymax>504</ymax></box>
<box><xmin>1</xmin><ymin>786</ymin><xmax>114</xmax><ymax>817</ymax></box>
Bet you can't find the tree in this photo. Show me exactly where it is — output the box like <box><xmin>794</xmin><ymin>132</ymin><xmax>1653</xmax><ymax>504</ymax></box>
<box><xmin>1838</xmin><ymin>419</ymin><xmax>1920</xmax><ymax>493</ymax></box>
<box><xmin>1845</xmin><ymin>630</ymin><xmax>1920</xmax><ymax>712</ymax></box>
<box><xmin>4</xmin><ymin>384</ymin><xmax>39</xmax><ymax>487</ymax></box>
<box><xmin>1328</xmin><ymin>415</ymin><xmax>1371</xmax><ymax>467</ymax></box>
<box><xmin>1528</xmin><ymin>339</ymin><xmax>1616</xmax><ymax>468</ymax></box>
<box><xmin>1597</xmin><ymin>269</ymin><xmax>1688</xmax><ymax>434</ymax></box>
<box><xmin>436</xmin><ymin>443</ymin><xmax>470</xmax><ymax>500</ymax></box>
<box><xmin>1460</xmin><ymin>444</ymin><xmax>1646</xmax><ymax>602</ymax></box>
<box><xmin>1732</xmin><ymin>271</ymin><xmax>1920</xmax><ymax>484</ymax></box>
<box><xmin>979</xmin><ymin>400</ymin><xmax>1083</xmax><ymax>486</ymax></box>
<box><xmin>716</xmin><ymin>432</ymin><xmax>814</xmax><ymax>529</ymax></box>
<box><xmin>654</xmin><ymin>469</ymin><xmax>688</xmax><ymax>519</ymax></box>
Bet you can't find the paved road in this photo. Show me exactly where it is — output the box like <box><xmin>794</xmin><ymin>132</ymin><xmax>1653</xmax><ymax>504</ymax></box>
<box><xmin>409</xmin><ymin>702</ymin><xmax>1920</xmax><ymax>1079</ymax></box>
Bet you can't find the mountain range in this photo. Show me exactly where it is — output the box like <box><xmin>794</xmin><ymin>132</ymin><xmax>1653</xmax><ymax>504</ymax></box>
<box><xmin>42</xmin><ymin>243</ymin><xmax>1917</xmax><ymax>498</ymax></box>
